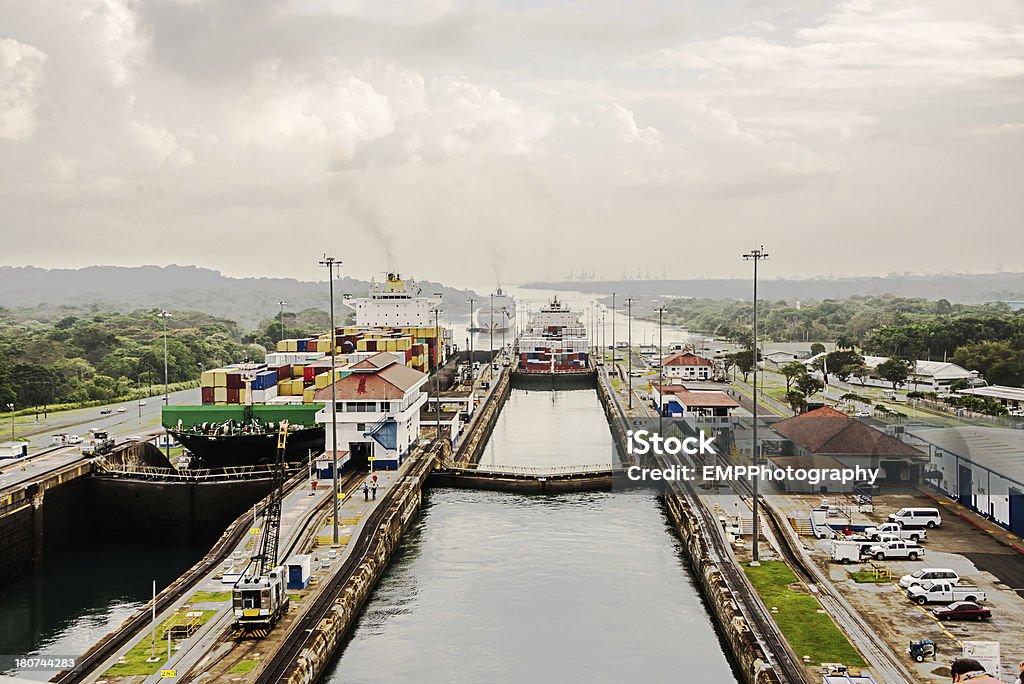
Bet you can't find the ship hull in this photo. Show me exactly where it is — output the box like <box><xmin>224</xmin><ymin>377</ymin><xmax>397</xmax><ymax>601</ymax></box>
<box><xmin>170</xmin><ymin>426</ymin><xmax>325</xmax><ymax>469</ymax></box>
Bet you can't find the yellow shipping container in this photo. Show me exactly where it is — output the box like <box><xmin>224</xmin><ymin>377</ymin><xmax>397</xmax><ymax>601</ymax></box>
<box><xmin>303</xmin><ymin>387</ymin><xmax>316</xmax><ymax>403</ymax></box>
<box><xmin>214</xmin><ymin>401</ymin><xmax>227</xmax><ymax>406</ymax></box>
<box><xmin>276</xmin><ymin>340</ymin><xmax>289</xmax><ymax>352</ymax></box>
<box><xmin>397</xmin><ymin>337</ymin><xmax>411</xmax><ymax>351</ymax></box>
<box><xmin>214</xmin><ymin>387</ymin><xmax>228</xmax><ymax>402</ymax></box>
<box><xmin>200</xmin><ymin>370</ymin><xmax>216</xmax><ymax>387</ymax></box>
<box><xmin>238</xmin><ymin>388</ymin><xmax>246</xmax><ymax>404</ymax></box>
<box><xmin>292</xmin><ymin>365</ymin><xmax>304</xmax><ymax>378</ymax></box>
<box><xmin>214</xmin><ymin>370</ymin><xmax>227</xmax><ymax>387</ymax></box>
<box><xmin>314</xmin><ymin>371</ymin><xmax>329</xmax><ymax>389</ymax></box>
<box><xmin>356</xmin><ymin>339</ymin><xmax>368</xmax><ymax>351</ymax></box>
<box><xmin>286</xmin><ymin>340</ymin><xmax>298</xmax><ymax>352</ymax></box>
<box><xmin>317</xmin><ymin>340</ymin><xmax>331</xmax><ymax>353</ymax></box>
<box><xmin>278</xmin><ymin>380</ymin><xmax>292</xmax><ymax>397</ymax></box>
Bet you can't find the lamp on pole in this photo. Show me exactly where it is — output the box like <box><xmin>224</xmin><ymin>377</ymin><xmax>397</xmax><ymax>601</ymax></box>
<box><xmin>489</xmin><ymin>293</ymin><xmax>494</xmax><ymax>373</ymax></box>
<box><xmin>625</xmin><ymin>298</ymin><xmax>634</xmax><ymax>409</ymax></box>
<box><xmin>655</xmin><ymin>308</ymin><xmax>666</xmax><ymax>436</ymax></box>
<box><xmin>467</xmin><ymin>297</ymin><xmax>476</xmax><ymax>394</ymax></box>
<box><xmin>611</xmin><ymin>292</ymin><xmax>616</xmax><ymax>364</ymax></box>
<box><xmin>278</xmin><ymin>300</ymin><xmax>287</xmax><ymax>343</ymax></box>
<box><xmin>6</xmin><ymin>403</ymin><xmax>13</xmax><ymax>440</ymax></box>
<box><xmin>434</xmin><ymin>306</ymin><xmax>444</xmax><ymax>450</ymax></box>
<box><xmin>319</xmin><ymin>255</ymin><xmax>343</xmax><ymax>545</ymax></box>
<box><xmin>743</xmin><ymin>245</ymin><xmax>769</xmax><ymax>564</ymax></box>
<box><xmin>157</xmin><ymin>310</ymin><xmax>171</xmax><ymax>405</ymax></box>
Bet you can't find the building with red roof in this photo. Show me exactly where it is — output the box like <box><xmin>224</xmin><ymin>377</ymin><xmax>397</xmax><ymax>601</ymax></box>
<box><xmin>662</xmin><ymin>352</ymin><xmax>714</xmax><ymax>381</ymax></box>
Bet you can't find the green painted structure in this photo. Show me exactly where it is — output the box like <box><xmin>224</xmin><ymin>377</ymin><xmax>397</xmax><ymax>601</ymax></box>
<box><xmin>162</xmin><ymin>404</ymin><xmax>325</xmax><ymax>429</ymax></box>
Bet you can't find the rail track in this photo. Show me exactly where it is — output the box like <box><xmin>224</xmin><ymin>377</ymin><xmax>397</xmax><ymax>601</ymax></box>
<box><xmin>253</xmin><ymin>449</ymin><xmax>435</xmax><ymax>684</ymax></box>
<box><xmin>52</xmin><ymin>467</ymin><xmax>345</xmax><ymax>684</ymax></box>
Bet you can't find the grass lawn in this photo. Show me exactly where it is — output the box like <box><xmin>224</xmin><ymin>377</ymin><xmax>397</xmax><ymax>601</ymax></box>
<box><xmin>189</xmin><ymin>590</ymin><xmax>231</xmax><ymax>602</ymax></box>
<box><xmin>745</xmin><ymin>562</ymin><xmax>867</xmax><ymax>667</ymax></box>
<box><xmin>287</xmin><ymin>592</ymin><xmax>303</xmax><ymax>603</ymax></box>
<box><xmin>850</xmin><ymin>571</ymin><xmax>892</xmax><ymax>584</ymax></box>
<box><xmin>229</xmin><ymin>659</ymin><xmax>259</xmax><ymax>674</ymax></box>
<box><xmin>102</xmin><ymin>610</ymin><xmax>217</xmax><ymax>677</ymax></box>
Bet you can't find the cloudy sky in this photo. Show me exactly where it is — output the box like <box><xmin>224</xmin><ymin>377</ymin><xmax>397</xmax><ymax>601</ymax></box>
<box><xmin>1</xmin><ymin>0</ymin><xmax>1022</xmax><ymax>289</ymax></box>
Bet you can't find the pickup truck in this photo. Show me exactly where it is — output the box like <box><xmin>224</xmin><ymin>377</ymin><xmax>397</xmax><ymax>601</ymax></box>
<box><xmin>864</xmin><ymin>522</ymin><xmax>926</xmax><ymax>542</ymax></box>
<box><xmin>907</xmin><ymin>581</ymin><xmax>986</xmax><ymax>605</ymax></box>
<box><xmin>867</xmin><ymin>540</ymin><xmax>925</xmax><ymax>561</ymax></box>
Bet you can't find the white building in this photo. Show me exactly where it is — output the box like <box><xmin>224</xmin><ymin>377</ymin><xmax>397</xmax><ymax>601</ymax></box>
<box><xmin>661</xmin><ymin>352</ymin><xmax>714</xmax><ymax>381</ymax></box>
<box><xmin>313</xmin><ymin>352</ymin><xmax>428</xmax><ymax>471</ymax></box>
<box><xmin>345</xmin><ymin>273</ymin><xmax>441</xmax><ymax>328</ymax></box>
<box><xmin>956</xmin><ymin>385</ymin><xmax>1024</xmax><ymax>411</ymax></box>
<box><xmin>804</xmin><ymin>353</ymin><xmax>976</xmax><ymax>392</ymax></box>
<box><xmin>907</xmin><ymin>427</ymin><xmax>1024</xmax><ymax>536</ymax></box>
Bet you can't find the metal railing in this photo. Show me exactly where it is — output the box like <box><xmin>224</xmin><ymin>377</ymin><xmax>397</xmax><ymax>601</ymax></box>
<box><xmin>94</xmin><ymin>460</ymin><xmax>301</xmax><ymax>482</ymax></box>
<box><xmin>440</xmin><ymin>461</ymin><xmax>614</xmax><ymax>477</ymax></box>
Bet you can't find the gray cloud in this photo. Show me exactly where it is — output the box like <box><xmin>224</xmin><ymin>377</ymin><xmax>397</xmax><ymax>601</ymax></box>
<box><xmin>0</xmin><ymin>0</ymin><xmax>1021</xmax><ymax>287</ymax></box>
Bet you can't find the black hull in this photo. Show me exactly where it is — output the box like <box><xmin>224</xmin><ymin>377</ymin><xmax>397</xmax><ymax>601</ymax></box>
<box><xmin>170</xmin><ymin>426</ymin><xmax>325</xmax><ymax>468</ymax></box>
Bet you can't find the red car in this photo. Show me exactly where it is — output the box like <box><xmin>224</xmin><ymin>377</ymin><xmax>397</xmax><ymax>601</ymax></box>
<box><xmin>931</xmin><ymin>602</ymin><xmax>991</xmax><ymax>621</ymax></box>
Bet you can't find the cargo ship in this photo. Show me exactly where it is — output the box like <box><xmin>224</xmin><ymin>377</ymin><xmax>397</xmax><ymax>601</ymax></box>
<box><xmin>163</xmin><ymin>273</ymin><xmax>449</xmax><ymax>469</ymax></box>
<box><xmin>470</xmin><ymin>287</ymin><xmax>515</xmax><ymax>333</ymax></box>
<box><xmin>516</xmin><ymin>296</ymin><xmax>590</xmax><ymax>373</ymax></box>
<box><xmin>165</xmin><ymin>405</ymin><xmax>325</xmax><ymax>468</ymax></box>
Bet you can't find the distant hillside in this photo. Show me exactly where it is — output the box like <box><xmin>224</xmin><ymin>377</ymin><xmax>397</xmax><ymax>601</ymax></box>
<box><xmin>0</xmin><ymin>266</ymin><xmax>479</xmax><ymax>328</ymax></box>
<box><xmin>522</xmin><ymin>272</ymin><xmax>1024</xmax><ymax>304</ymax></box>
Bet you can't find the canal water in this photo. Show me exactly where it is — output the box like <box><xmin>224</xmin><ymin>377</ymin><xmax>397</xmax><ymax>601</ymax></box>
<box><xmin>0</xmin><ymin>543</ymin><xmax>203</xmax><ymax>680</ymax></box>
<box><xmin>324</xmin><ymin>388</ymin><xmax>739</xmax><ymax>683</ymax></box>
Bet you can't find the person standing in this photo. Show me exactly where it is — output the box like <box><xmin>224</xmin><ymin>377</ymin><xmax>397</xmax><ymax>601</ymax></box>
<box><xmin>371</xmin><ymin>481</ymin><xmax>378</xmax><ymax>500</ymax></box>
<box><xmin>362</xmin><ymin>482</ymin><xmax>369</xmax><ymax>501</ymax></box>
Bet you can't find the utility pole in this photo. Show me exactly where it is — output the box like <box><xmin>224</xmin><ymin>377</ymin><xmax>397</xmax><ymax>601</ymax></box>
<box><xmin>656</xmin><ymin>307</ymin><xmax>666</xmax><ymax>436</ymax></box>
<box><xmin>434</xmin><ymin>307</ymin><xmax>444</xmax><ymax>450</ymax></box>
<box><xmin>319</xmin><ymin>255</ymin><xmax>343</xmax><ymax>545</ymax></box>
<box><xmin>743</xmin><ymin>246</ymin><xmax>769</xmax><ymax>565</ymax></box>
<box><xmin>278</xmin><ymin>300</ymin><xmax>287</xmax><ymax>343</ymax></box>
<box><xmin>157</xmin><ymin>310</ymin><xmax>172</xmax><ymax>461</ymax></box>
<box><xmin>467</xmin><ymin>297</ymin><xmax>476</xmax><ymax>395</ymax></box>
<box><xmin>625</xmin><ymin>298</ymin><xmax>634</xmax><ymax>409</ymax></box>
<box><xmin>612</xmin><ymin>292</ymin><xmax>616</xmax><ymax>365</ymax></box>
<box><xmin>489</xmin><ymin>293</ymin><xmax>494</xmax><ymax>374</ymax></box>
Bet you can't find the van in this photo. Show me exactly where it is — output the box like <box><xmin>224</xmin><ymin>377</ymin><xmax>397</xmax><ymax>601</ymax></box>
<box><xmin>888</xmin><ymin>507</ymin><xmax>942</xmax><ymax>529</ymax></box>
<box><xmin>899</xmin><ymin>568</ymin><xmax>960</xmax><ymax>589</ymax></box>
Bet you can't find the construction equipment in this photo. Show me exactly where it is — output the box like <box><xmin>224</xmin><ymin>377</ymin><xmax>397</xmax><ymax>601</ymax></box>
<box><xmin>907</xmin><ymin>639</ymin><xmax>937</xmax><ymax>662</ymax></box>
<box><xmin>231</xmin><ymin>420</ymin><xmax>291</xmax><ymax>635</ymax></box>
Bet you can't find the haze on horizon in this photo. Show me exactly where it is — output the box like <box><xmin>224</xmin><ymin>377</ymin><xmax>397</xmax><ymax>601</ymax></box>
<box><xmin>1</xmin><ymin>0</ymin><xmax>1022</xmax><ymax>290</ymax></box>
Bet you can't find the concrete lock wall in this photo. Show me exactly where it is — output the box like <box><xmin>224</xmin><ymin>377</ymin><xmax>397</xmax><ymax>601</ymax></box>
<box><xmin>284</xmin><ymin>452</ymin><xmax>433</xmax><ymax>684</ymax></box>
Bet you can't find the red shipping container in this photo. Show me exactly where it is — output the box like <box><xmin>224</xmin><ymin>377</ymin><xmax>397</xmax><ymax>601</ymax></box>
<box><xmin>227</xmin><ymin>387</ymin><xmax>240</xmax><ymax>403</ymax></box>
<box><xmin>226</xmin><ymin>372</ymin><xmax>243</xmax><ymax>389</ymax></box>
<box><xmin>277</xmin><ymin>364</ymin><xmax>291</xmax><ymax>380</ymax></box>
<box><xmin>201</xmin><ymin>387</ymin><xmax>215</xmax><ymax>403</ymax></box>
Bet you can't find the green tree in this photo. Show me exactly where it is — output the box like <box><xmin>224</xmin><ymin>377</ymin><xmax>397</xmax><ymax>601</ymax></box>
<box><xmin>876</xmin><ymin>358</ymin><xmax>911</xmax><ymax>389</ymax></box>
<box><xmin>795</xmin><ymin>373</ymin><xmax>824</xmax><ymax>399</ymax></box>
<box><xmin>810</xmin><ymin>342</ymin><xmax>826</xmax><ymax>356</ymax></box>
<box><xmin>781</xmin><ymin>361</ymin><xmax>807</xmax><ymax>392</ymax></box>
<box><xmin>825</xmin><ymin>350</ymin><xmax>866</xmax><ymax>382</ymax></box>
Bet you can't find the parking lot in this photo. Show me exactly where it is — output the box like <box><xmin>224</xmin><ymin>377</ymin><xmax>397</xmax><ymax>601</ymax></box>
<box><xmin>804</xmin><ymin>489</ymin><xmax>1024</xmax><ymax>682</ymax></box>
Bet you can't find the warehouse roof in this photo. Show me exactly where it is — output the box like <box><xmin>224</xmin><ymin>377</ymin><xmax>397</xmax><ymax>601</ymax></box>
<box><xmin>662</xmin><ymin>352</ymin><xmax>713</xmax><ymax>367</ymax></box>
<box><xmin>909</xmin><ymin>427</ymin><xmax>1024</xmax><ymax>485</ymax></box>
<box><xmin>772</xmin><ymin>406</ymin><xmax>923</xmax><ymax>457</ymax></box>
<box><xmin>803</xmin><ymin>353</ymin><xmax>973</xmax><ymax>379</ymax></box>
<box><xmin>957</xmin><ymin>385</ymin><xmax>1024</xmax><ymax>403</ymax></box>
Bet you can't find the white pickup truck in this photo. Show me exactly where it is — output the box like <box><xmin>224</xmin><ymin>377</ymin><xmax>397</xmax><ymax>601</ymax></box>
<box><xmin>867</xmin><ymin>540</ymin><xmax>925</xmax><ymax>561</ymax></box>
<box><xmin>864</xmin><ymin>522</ymin><xmax>926</xmax><ymax>543</ymax></box>
<box><xmin>906</xmin><ymin>581</ymin><xmax>986</xmax><ymax>605</ymax></box>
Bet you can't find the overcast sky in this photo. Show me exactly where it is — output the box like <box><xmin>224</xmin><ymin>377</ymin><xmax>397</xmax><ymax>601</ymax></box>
<box><xmin>1</xmin><ymin>0</ymin><xmax>1022</xmax><ymax>289</ymax></box>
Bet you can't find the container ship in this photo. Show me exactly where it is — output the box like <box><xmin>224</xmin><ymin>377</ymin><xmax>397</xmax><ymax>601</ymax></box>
<box><xmin>470</xmin><ymin>287</ymin><xmax>515</xmax><ymax>333</ymax></box>
<box><xmin>516</xmin><ymin>296</ymin><xmax>590</xmax><ymax>373</ymax></box>
<box><xmin>163</xmin><ymin>273</ymin><xmax>449</xmax><ymax>468</ymax></box>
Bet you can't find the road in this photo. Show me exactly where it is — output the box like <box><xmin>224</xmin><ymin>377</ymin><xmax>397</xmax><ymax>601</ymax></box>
<box><xmin>0</xmin><ymin>389</ymin><xmax>198</xmax><ymax>492</ymax></box>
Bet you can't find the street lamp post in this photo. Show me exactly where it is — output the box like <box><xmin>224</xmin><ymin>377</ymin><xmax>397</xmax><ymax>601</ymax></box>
<box><xmin>278</xmin><ymin>301</ymin><xmax>287</xmax><ymax>343</ymax></box>
<box><xmin>157</xmin><ymin>310</ymin><xmax>172</xmax><ymax>460</ymax></box>
<box><xmin>319</xmin><ymin>255</ymin><xmax>343</xmax><ymax>545</ymax></box>
<box><xmin>743</xmin><ymin>246</ymin><xmax>769</xmax><ymax>565</ymax></box>
<box><xmin>611</xmin><ymin>292</ymin><xmax>616</xmax><ymax>365</ymax></box>
<box><xmin>656</xmin><ymin>308</ymin><xmax>666</xmax><ymax>436</ymax></box>
<box><xmin>7</xmin><ymin>403</ymin><xmax>13</xmax><ymax>440</ymax></box>
<box><xmin>625</xmin><ymin>298</ymin><xmax>634</xmax><ymax>410</ymax></box>
<box><xmin>489</xmin><ymin>293</ymin><xmax>494</xmax><ymax>373</ymax></box>
<box><xmin>434</xmin><ymin>307</ymin><xmax>444</xmax><ymax>450</ymax></box>
<box><xmin>467</xmin><ymin>297</ymin><xmax>476</xmax><ymax>394</ymax></box>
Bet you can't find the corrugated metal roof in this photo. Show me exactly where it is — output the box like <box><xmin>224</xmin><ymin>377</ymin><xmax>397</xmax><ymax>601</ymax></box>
<box><xmin>909</xmin><ymin>426</ymin><xmax>1024</xmax><ymax>485</ymax></box>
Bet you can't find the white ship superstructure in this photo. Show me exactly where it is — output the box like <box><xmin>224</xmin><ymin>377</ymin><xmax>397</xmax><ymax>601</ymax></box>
<box><xmin>346</xmin><ymin>273</ymin><xmax>441</xmax><ymax>328</ymax></box>
<box><xmin>474</xmin><ymin>287</ymin><xmax>516</xmax><ymax>332</ymax></box>
<box><xmin>518</xmin><ymin>296</ymin><xmax>589</xmax><ymax>355</ymax></box>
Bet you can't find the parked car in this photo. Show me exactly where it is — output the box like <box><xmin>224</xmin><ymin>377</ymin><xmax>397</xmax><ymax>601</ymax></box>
<box><xmin>854</xmin><ymin>411</ymin><xmax>871</xmax><ymax>417</ymax></box>
<box><xmin>907</xmin><ymin>580</ymin><xmax>985</xmax><ymax>605</ymax></box>
<box><xmin>868</xmin><ymin>540</ymin><xmax>925</xmax><ymax>561</ymax></box>
<box><xmin>931</xmin><ymin>602</ymin><xmax>991</xmax><ymax>621</ymax></box>
<box><xmin>887</xmin><ymin>507</ymin><xmax>942</xmax><ymax>529</ymax></box>
<box><xmin>865</xmin><ymin>522</ymin><xmax>927</xmax><ymax>542</ymax></box>
<box><xmin>899</xmin><ymin>568</ymin><xmax>959</xmax><ymax>589</ymax></box>
<box><xmin>67</xmin><ymin>434</ymin><xmax>82</xmax><ymax>445</ymax></box>
<box><xmin>100</xmin><ymin>408</ymin><xmax>113</xmax><ymax>415</ymax></box>
<box><xmin>116</xmin><ymin>407</ymin><xmax>127</xmax><ymax>413</ymax></box>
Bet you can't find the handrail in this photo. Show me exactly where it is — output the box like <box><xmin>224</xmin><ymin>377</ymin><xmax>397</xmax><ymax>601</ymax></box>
<box><xmin>439</xmin><ymin>462</ymin><xmax>614</xmax><ymax>476</ymax></box>
<box><xmin>93</xmin><ymin>460</ymin><xmax>302</xmax><ymax>482</ymax></box>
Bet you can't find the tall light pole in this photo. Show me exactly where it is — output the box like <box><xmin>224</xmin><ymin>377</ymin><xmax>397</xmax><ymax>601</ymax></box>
<box><xmin>743</xmin><ymin>246</ymin><xmax>769</xmax><ymax>564</ymax></box>
<box><xmin>489</xmin><ymin>293</ymin><xmax>494</xmax><ymax>371</ymax></box>
<box><xmin>434</xmin><ymin>307</ymin><xmax>444</xmax><ymax>450</ymax></box>
<box><xmin>656</xmin><ymin>307</ymin><xmax>666</xmax><ymax>436</ymax></box>
<box><xmin>611</xmin><ymin>292</ymin><xmax>616</xmax><ymax>364</ymax></box>
<box><xmin>467</xmin><ymin>297</ymin><xmax>476</xmax><ymax>395</ymax></box>
<box><xmin>7</xmin><ymin>403</ymin><xmax>13</xmax><ymax>440</ymax></box>
<box><xmin>625</xmin><ymin>298</ymin><xmax>634</xmax><ymax>410</ymax></box>
<box><xmin>157</xmin><ymin>310</ymin><xmax>171</xmax><ymax>405</ymax></box>
<box><xmin>319</xmin><ymin>255</ymin><xmax>343</xmax><ymax>545</ymax></box>
<box><xmin>278</xmin><ymin>300</ymin><xmax>287</xmax><ymax>343</ymax></box>
<box><xmin>157</xmin><ymin>310</ymin><xmax>172</xmax><ymax>461</ymax></box>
